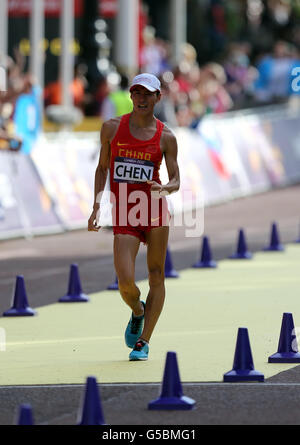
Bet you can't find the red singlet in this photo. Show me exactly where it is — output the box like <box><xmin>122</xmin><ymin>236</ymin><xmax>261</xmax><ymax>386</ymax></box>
<box><xmin>109</xmin><ymin>113</ymin><xmax>169</xmax><ymax>243</ymax></box>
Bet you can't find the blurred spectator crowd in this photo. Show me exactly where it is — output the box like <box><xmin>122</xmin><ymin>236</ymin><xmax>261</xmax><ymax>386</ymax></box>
<box><xmin>96</xmin><ymin>31</ymin><xmax>300</xmax><ymax>129</ymax></box>
<box><xmin>0</xmin><ymin>51</ymin><xmax>26</xmax><ymax>151</ymax></box>
<box><xmin>2</xmin><ymin>0</ymin><xmax>300</xmax><ymax>143</ymax></box>
<box><xmin>0</xmin><ymin>49</ymin><xmax>41</xmax><ymax>153</ymax></box>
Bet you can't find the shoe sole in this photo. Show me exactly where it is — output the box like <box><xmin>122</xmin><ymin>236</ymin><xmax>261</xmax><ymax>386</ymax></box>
<box><xmin>129</xmin><ymin>357</ymin><xmax>148</xmax><ymax>361</ymax></box>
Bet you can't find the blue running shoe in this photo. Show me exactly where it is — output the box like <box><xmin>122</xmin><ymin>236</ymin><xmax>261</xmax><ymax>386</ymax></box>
<box><xmin>125</xmin><ymin>301</ymin><xmax>145</xmax><ymax>348</ymax></box>
<box><xmin>129</xmin><ymin>339</ymin><xmax>149</xmax><ymax>361</ymax></box>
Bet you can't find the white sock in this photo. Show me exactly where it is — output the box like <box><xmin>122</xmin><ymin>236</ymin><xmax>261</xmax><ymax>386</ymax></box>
<box><xmin>137</xmin><ymin>338</ymin><xmax>149</xmax><ymax>345</ymax></box>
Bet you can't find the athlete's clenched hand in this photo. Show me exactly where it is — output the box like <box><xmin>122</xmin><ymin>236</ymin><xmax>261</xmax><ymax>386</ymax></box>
<box><xmin>88</xmin><ymin>208</ymin><xmax>101</xmax><ymax>232</ymax></box>
<box><xmin>147</xmin><ymin>180</ymin><xmax>169</xmax><ymax>198</ymax></box>
<box><xmin>147</xmin><ymin>180</ymin><xmax>162</xmax><ymax>199</ymax></box>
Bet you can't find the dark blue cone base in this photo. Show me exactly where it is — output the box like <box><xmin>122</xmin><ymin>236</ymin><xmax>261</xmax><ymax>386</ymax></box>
<box><xmin>229</xmin><ymin>252</ymin><xmax>253</xmax><ymax>260</ymax></box>
<box><xmin>3</xmin><ymin>307</ymin><xmax>36</xmax><ymax>317</ymax></box>
<box><xmin>165</xmin><ymin>269</ymin><xmax>180</xmax><ymax>278</ymax></box>
<box><xmin>268</xmin><ymin>352</ymin><xmax>300</xmax><ymax>363</ymax></box>
<box><xmin>148</xmin><ymin>395</ymin><xmax>195</xmax><ymax>410</ymax></box>
<box><xmin>263</xmin><ymin>245</ymin><xmax>285</xmax><ymax>252</ymax></box>
<box><xmin>223</xmin><ymin>370</ymin><xmax>264</xmax><ymax>382</ymax></box>
<box><xmin>193</xmin><ymin>260</ymin><xmax>217</xmax><ymax>268</ymax></box>
<box><xmin>59</xmin><ymin>294</ymin><xmax>89</xmax><ymax>303</ymax></box>
<box><xmin>107</xmin><ymin>283</ymin><xmax>119</xmax><ymax>290</ymax></box>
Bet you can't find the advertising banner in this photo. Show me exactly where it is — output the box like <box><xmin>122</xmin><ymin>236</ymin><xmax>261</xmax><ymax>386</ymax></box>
<box><xmin>8</xmin><ymin>0</ymin><xmax>84</xmax><ymax>17</ymax></box>
<box><xmin>0</xmin><ymin>151</ymin><xmax>61</xmax><ymax>239</ymax></box>
<box><xmin>31</xmin><ymin>132</ymin><xmax>99</xmax><ymax>229</ymax></box>
<box><xmin>230</xmin><ymin>115</ymin><xmax>284</xmax><ymax>189</ymax></box>
<box><xmin>0</xmin><ymin>152</ymin><xmax>24</xmax><ymax>238</ymax></box>
<box><xmin>264</xmin><ymin>116</ymin><xmax>300</xmax><ymax>184</ymax></box>
<box><xmin>2</xmin><ymin>105</ymin><xmax>300</xmax><ymax>239</ymax></box>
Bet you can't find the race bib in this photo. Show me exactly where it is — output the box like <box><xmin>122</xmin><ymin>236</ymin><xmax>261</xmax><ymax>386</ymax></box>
<box><xmin>113</xmin><ymin>157</ymin><xmax>154</xmax><ymax>183</ymax></box>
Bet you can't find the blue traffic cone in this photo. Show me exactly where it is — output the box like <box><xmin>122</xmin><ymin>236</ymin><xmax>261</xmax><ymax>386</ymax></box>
<box><xmin>193</xmin><ymin>236</ymin><xmax>217</xmax><ymax>268</ymax></box>
<box><xmin>223</xmin><ymin>328</ymin><xmax>264</xmax><ymax>382</ymax></box>
<box><xmin>59</xmin><ymin>264</ymin><xmax>89</xmax><ymax>302</ymax></box>
<box><xmin>229</xmin><ymin>229</ymin><xmax>252</xmax><ymax>259</ymax></box>
<box><xmin>3</xmin><ymin>276</ymin><xmax>36</xmax><ymax>316</ymax></box>
<box><xmin>17</xmin><ymin>404</ymin><xmax>34</xmax><ymax>425</ymax></box>
<box><xmin>263</xmin><ymin>222</ymin><xmax>284</xmax><ymax>251</ymax></box>
<box><xmin>268</xmin><ymin>313</ymin><xmax>300</xmax><ymax>363</ymax></box>
<box><xmin>107</xmin><ymin>276</ymin><xmax>119</xmax><ymax>290</ymax></box>
<box><xmin>165</xmin><ymin>248</ymin><xmax>179</xmax><ymax>278</ymax></box>
<box><xmin>78</xmin><ymin>376</ymin><xmax>106</xmax><ymax>425</ymax></box>
<box><xmin>294</xmin><ymin>221</ymin><xmax>300</xmax><ymax>243</ymax></box>
<box><xmin>148</xmin><ymin>351</ymin><xmax>195</xmax><ymax>410</ymax></box>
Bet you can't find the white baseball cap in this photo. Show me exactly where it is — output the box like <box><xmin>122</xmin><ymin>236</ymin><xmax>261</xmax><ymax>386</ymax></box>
<box><xmin>130</xmin><ymin>73</ymin><xmax>161</xmax><ymax>93</ymax></box>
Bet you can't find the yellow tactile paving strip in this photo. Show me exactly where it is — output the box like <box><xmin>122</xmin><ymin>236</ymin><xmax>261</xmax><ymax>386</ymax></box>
<box><xmin>1</xmin><ymin>245</ymin><xmax>300</xmax><ymax>385</ymax></box>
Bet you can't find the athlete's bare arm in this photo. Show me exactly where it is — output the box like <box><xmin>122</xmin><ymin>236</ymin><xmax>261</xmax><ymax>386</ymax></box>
<box><xmin>147</xmin><ymin>126</ymin><xmax>180</xmax><ymax>196</ymax></box>
<box><xmin>88</xmin><ymin>118</ymin><xmax>120</xmax><ymax>231</ymax></box>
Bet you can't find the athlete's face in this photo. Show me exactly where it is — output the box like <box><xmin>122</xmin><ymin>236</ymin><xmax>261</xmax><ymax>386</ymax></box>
<box><xmin>130</xmin><ymin>85</ymin><xmax>161</xmax><ymax>114</ymax></box>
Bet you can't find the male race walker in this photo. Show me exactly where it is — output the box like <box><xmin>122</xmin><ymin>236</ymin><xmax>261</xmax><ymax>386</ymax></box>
<box><xmin>88</xmin><ymin>73</ymin><xmax>180</xmax><ymax>361</ymax></box>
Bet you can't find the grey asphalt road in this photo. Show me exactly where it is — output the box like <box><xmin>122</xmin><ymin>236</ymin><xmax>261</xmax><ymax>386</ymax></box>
<box><xmin>0</xmin><ymin>183</ymin><xmax>300</xmax><ymax>425</ymax></box>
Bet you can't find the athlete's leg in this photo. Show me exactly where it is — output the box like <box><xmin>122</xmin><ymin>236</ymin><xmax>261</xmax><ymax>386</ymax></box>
<box><xmin>114</xmin><ymin>234</ymin><xmax>144</xmax><ymax>316</ymax></box>
<box><xmin>140</xmin><ymin>226</ymin><xmax>169</xmax><ymax>342</ymax></box>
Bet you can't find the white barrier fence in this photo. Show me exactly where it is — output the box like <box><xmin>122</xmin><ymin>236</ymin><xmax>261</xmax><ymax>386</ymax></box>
<box><xmin>1</xmin><ymin>105</ymin><xmax>300</xmax><ymax>239</ymax></box>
